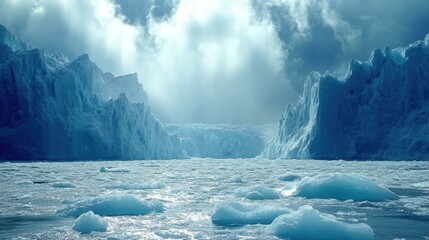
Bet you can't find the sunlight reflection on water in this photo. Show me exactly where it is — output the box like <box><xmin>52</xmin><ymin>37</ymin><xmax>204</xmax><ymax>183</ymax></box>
<box><xmin>0</xmin><ymin>159</ymin><xmax>428</xmax><ymax>240</ymax></box>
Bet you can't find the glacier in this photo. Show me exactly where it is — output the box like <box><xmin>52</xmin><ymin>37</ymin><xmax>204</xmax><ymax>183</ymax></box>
<box><xmin>264</xmin><ymin>34</ymin><xmax>429</xmax><ymax>160</ymax></box>
<box><xmin>0</xmin><ymin>25</ymin><xmax>184</xmax><ymax>160</ymax></box>
<box><xmin>165</xmin><ymin>123</ymin><xmax>275</xmax><ymax>158</ymax></box>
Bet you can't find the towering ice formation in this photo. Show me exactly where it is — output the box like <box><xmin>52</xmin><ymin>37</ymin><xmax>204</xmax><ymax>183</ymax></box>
<box><xmin>264</xmin><ymin>34</ymin><xmax>429</xmax><ymax>160</ymax></box>
<box><xmin>0</xmin><ymin>25</ymin><xmax>184</xmax><ymax>160</ymax></box>
<box><xmin>0</xmin><ymin>25</ymin><xmax>31</xmax><ymax>52</ymax></box>
<box><xmin>101</xmin><ymin>73</ymin><xmax>148</xmax><ymax>104</ymax></box>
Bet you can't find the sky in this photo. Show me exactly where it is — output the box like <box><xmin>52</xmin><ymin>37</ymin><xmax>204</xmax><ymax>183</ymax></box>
<box><xmin>0</xmin><ymin>0</ymin><xmax>428</xmax><ymax>124</ymax></box>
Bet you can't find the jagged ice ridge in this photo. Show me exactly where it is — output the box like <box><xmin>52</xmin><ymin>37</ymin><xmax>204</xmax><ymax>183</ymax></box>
<box><xmin>0</xmin><ymin>24</ymin><xmax>184</xmax><ymax>160</ymax></box>
<box><xmin>264</xmin><ymin>34</ymin><xmax>429</xmax><ymax>160</ymax></box>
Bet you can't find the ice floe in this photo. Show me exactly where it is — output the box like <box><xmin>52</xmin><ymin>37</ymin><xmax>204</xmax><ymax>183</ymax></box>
<box><xmin>99</xmin><ymin>167</ymin><xmax>130</xmax><ymax>173</ymax></box>
<box><xmin>103</xmin><ymin>182</ymin><xmax>166</xmax><ymax>190</ymax></box>
<box><xmin>58</xmin><ymin>194</ymin><xmax>164</xmax><ymax>217</ymax></box>
<box><xmin>293</xmin><ymin>173</ymin><xmax>399</xmax><ymax>201</ymax></box>
<box><xmin>73</xmin><ymin>211</ymin><xmax>107</xmax><ymax>234</ymax></box>
<box><xmin>278</xmin><ymin>174</ymin><xmax>301</xmax><ymax>182</ymax></box>
<box><xmin>236</xmin><ymin>186</ymin><xmax>280</xmax><ymax>200</ymax></box>
<box><xmin>211</xmin><ymin>201</ymin><xmax>290</xmax><ymax>226</ymax></box>
<box><xmin>267</xmin><ymin>205</ymin><xmax>374</xmax><ymax>240</ymax></box>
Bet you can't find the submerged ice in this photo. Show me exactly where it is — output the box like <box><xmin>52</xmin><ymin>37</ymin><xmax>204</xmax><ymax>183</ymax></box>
<box><xmin>265</xmin><ymin>34</ymin><xmax>429</xmax><ymax>160</ymax></box>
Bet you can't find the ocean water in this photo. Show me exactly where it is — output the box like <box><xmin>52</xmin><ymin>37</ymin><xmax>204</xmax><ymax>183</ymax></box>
<box><xmin>0</xmin><ymin>159</ymin><xmax>428</xmax><ymax>240</ymax></box>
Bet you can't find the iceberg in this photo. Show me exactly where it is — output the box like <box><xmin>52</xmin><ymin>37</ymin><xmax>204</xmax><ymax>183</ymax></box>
<box><xmin>264</xmin><ymin>34</ymin><xmax>429</xmax><ymax>160</ymax></box>
<box><xmin>73</xmin><ymin>211</ymin><xmax>107</xmax><ymax>234</ymax></box>
<box><xmin>0</xmin><ymin>25</ymin><xmax>184</xmax><ymax>160</ymax></box>
<box><xmin>267</xmin><ymin>205</ymin><xmax>374</xmax><ymax>240</ymax></box>
<box><xmin>293</xmin><ymin>173</ymin><xmax>399</xmax><ymax>201</ymax></box>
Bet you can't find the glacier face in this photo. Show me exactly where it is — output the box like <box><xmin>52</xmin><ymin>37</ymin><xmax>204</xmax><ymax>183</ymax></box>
<box><xmin>0</xmin><ymin>25</ymin><xmax>184</xmax><ymax>160</ymax></box>
<box><xmin>264</xmin><ymin>34</ymin><xmax>429</xmax><ymax>160</ymax></box>
<box><xmin>165</xmin><ymin>124</ymin><xmax>274</xmax><ymax>158</ymax></box>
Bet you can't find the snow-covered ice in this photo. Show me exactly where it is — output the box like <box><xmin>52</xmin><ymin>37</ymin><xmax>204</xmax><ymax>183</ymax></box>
<box><xmin>267</xmin><ymin>205</ymin><xmax>374</xmax><ymax>240</ymax></box>
<box><xmin>73</xmin><ymin>211</ymin><xmax>107</xmax><ymax>234</ymax></box>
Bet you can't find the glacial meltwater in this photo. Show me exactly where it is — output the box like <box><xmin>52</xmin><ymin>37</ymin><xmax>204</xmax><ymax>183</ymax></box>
<box><xmin>1</xmin><ymin>159</ymin><xmax>428</xmax><ymax>240</ymax></box>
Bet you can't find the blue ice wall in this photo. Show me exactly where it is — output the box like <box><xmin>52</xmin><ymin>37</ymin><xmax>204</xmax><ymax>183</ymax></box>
<box><xmin>0</xmin><ymin>25</ymin><xmax>184</xmax><ymax>160</ymax></box>
<box><xmin>264</xmin><ymin>34</ymin><xmax>429</xmax><ymax>160</ymax></box>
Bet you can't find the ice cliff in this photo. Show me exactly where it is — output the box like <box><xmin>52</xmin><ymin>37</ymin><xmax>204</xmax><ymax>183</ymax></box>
<box><xmin>166</xmin><ymin>124</ymin><xmax>274</xmax><ymax>158</ymax></box>
<box><xmin>264</xmin><ymin>34</ymin><xmax>429</xmax><ymax>160</ymax></box>
<box><xmin>0</xmin><ymin>25</ymin><xmax>184</xmax><ymax>160</ymax></box>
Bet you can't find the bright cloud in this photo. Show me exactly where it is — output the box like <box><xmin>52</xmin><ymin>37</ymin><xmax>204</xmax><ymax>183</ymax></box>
<box><xmin>142</xmin><ymin>0</ymin><xmax>292</xmax><ymax>123</ymax></box>
<box><xmin>1</xmin><ymin>0</ymin><xmax>428</xmax><ymax>123</ymax></box>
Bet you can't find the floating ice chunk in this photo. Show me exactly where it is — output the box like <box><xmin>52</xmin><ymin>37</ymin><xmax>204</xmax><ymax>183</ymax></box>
<box><xmin>237</xmin><ymin>186</ymin><xmax>280</xmax><ymax>200</ymax></box>
<box><xmin>104</xmin><ymin>182</ymin><xmax>166</xmax><ymax>190</ymax></box>
<box><xmin>412</xmin><ymin>181</ymin><xmax>429</xmax><ymax>189</ymax></box>
<box><xmin>295</xmin><ymin>173</ymin><xmax>398</xmax><ymax>201</ymax></box>
<box><xmin>154</xmin><ymin>229</ymin><xmax>190</xmax><ymax>239</ymax></box>
<box><xmin>58</xmin><ymin>194</ymin><xmax>164</xmax><ymax>217</ymax></box>
<box><xmin>278</xmin><ymin>174</ymin><xmax>301</xmax><ymax>182</ymax></box>
<box><xmin>231</xmin><ymin>176</ymin><xmax>244</xmax><ymax>183</ymax></box>
<box><xmin>211</xmin><ymin>201</ymin><xmax>290</xmax><ymax>226</ymax></box>
<box><xmin>73</xmin><ymin>211</ymin><xmax>107</xmax><ymax>234</ymax></box>
<box><xmin>267</xmin><ymin>205</ymin><xmax>374</xmax><ymax>240</ymax></box>
<box><xmin>15</xmin><ymin>180</ymin><xmax>33</xmax><ymax>185</ymax></box>
<box><xmin>99</xmin><ymin>167</ymin><xmax>130</xmax><ymax>173</ymax></box>
<box><xmin>51</xmin><ymin>181</ymin><xmax>77</xmax><ymax>188</ymax></box>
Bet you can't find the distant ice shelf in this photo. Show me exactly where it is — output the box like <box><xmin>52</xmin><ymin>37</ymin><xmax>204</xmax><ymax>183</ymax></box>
<box><xmin>165</xmin><ymin>123</ymin><xmax>276</xmax><ymax>158</ymax></box>
<box><xmin>264</xmin><ymin>34</ymin><xmax>429</xmax><ymax>160</ymax></box>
